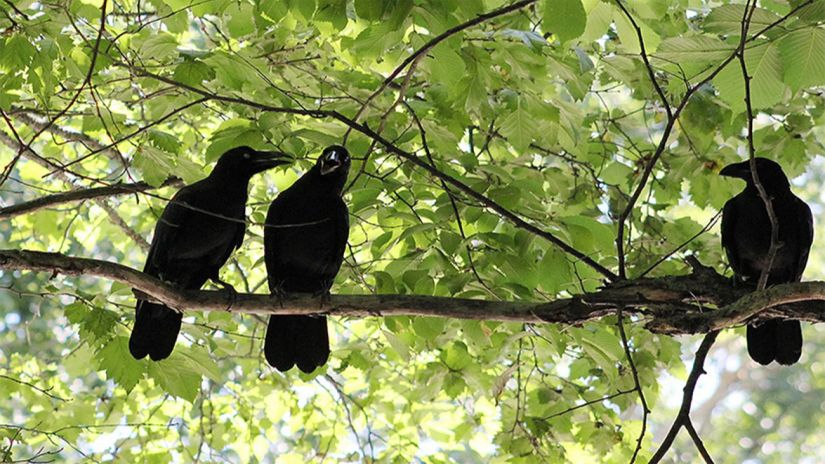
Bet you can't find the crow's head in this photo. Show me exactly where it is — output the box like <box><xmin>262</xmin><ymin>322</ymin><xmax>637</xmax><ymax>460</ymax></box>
<box><xmin>317</xmin><ymin>145</ymin><xmax>350</xmax><ymax>177</ymax></box>
<box><xmin>214</xmin><ymin>146</ymin><xmax>292</xmax><ymax>178</ymax></box>
<box><xmin>720</xmin><ymin>157</ymin><xmax>791</xmax><ymax>193</ymax></box>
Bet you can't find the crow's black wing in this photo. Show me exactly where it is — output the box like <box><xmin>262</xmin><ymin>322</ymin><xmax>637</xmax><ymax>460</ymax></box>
<box><xmin>147</xmin><ymin>181</ymin><xmax>245</xmax><ymax>285</ymax></box>
<box><xmin>793</xmin><ymin>196</ymin><xmax>814</xmax><ymax>282</ymax></box>
<box><xmin>720</xmin><ymin>196</ymin><xmax>741</xmax><ymax>275</ymax></box>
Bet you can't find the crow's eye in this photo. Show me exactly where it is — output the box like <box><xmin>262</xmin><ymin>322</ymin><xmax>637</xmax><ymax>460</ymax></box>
<box><xmin>243</xmin><ymin>153</ymin><xmax>251</xmax><ymax>159</ymax></box>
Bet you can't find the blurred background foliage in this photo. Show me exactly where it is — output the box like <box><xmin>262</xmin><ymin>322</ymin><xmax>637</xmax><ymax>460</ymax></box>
<box><xmin>1</xmin><ymin>0</ymin><xmax>825</xmax><ymax>462</ymax></box>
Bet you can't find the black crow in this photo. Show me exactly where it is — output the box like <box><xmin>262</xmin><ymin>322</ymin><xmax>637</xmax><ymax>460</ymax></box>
<box><xmin>720</xmin><ymin>158</ymin><xmax>813</xmax><ymax>365</ymax></box>
<box><xmin>130</xmin><ymin>146</ymin><xmax>291</xmax><ymax>361</ymax></box>
<box><xmin>263</xmin><ymin>145</ymin><xmax>350</xmax><ymax>373</ymax></box>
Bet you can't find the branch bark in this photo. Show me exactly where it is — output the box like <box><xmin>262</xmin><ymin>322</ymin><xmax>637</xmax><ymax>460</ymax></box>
<box><xmin>3</xmin><ymin>249</ymin><xmax>825</xmax><ymax>333</ymax></box>
<box><xmin>0</xmin><ymin>179</ymin><xmax>181</xmax><ymax>220</ymax></box>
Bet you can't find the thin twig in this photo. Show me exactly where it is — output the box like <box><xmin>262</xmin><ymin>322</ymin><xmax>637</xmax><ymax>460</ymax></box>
<box><xmin>0</xmin><ymin>179</ymin><xmax>181</xmax><ymax>220</ymax></box>
<box><xmin>649</xmin><ymin>331</ymin><xmax>719</xmax><ymax>463</ymax></box>
<box><xmin>344</xmin><ymin>0</ymin><xmax>538</xmax><ymax>139</ymax></box>
<box><xmin>0</xmin><ymin>0</ymin><xmax>108</xmax><ymax>187</ymax></box>
<box><xmin>737</xmin><ymin>1</ymin><xmax>778</xmax><ymax>292</ymax></box>
<box><xmin>616</xmin><ymin>307</ymin><xmax>649</xmax><ymax>464</ymax></box>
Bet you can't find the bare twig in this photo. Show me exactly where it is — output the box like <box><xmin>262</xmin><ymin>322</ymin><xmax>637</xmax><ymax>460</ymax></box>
<box><xmin>616</xmin><ymin>307</ymin><xmax>649</xmax><ymax>464</ymax></box>
<box><xmin>0</xmin><ymin>374</ymin><xmax>70</xmax><ymax>402</ymax></box>
<box><xmin>649</xmin><ymin>331</ymin><xmax>719</xmax><ymax>464</ymax></box>
<box><xmin>0</xmin><ymin>179</ymin><xmax>181</xmax><ymax>220</ymax></box>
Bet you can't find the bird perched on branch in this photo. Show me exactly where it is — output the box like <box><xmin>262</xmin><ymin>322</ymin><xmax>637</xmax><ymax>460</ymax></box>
<box><xmin>264</xmin><ymin>145</ymin><xmax>350</xmax><ymax>373</ymax></box>
<box><xmin>720</xmin><ymin>157</ymin><xmax>813</xmax><ymax>365</ymax></box>
<box><xmin>130</xmin><ymin>146</ymin><xmax>291</xmax><ymax>361</ymax></box>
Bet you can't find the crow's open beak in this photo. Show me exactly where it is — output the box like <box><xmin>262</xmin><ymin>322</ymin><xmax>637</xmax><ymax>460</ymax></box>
<box><xmin>719</xmin><ymin>161</ymin><xmax>750</xmax><ymax>179</ymax></box>
<box><xmin>252</xmin><ymin>151</ymin><xmax>292</xmax><ymax>171</ymax></box>
<box><xmin>320</xmin><ymin>158</ymin><xmax>341</xmax><ymax>176</ymax></box>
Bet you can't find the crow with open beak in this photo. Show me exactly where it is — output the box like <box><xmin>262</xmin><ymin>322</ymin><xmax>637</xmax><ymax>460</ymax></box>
<box><xmin>263</xmin><ymin>145</ymin><xmax>351</xmax><ymax>373</ymax></box>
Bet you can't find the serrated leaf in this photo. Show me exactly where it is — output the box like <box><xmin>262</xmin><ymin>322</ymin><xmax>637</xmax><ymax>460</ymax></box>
<box><xmin>429</xmin><ymin>45</ymin><xmax>465</xmax><ymax>85</ymax></box>
<box><xmin>354</xmin><ymin>0</ymin><xmax>385</xmax><ymax>20</ymax></box>
<box><xmin>703</xmin><ymin>5</ymin><xmax>782</xmax><ymax>35</ymax></box>
<box><xmin>714</xmin><ymin>41</ymin><xmax>785</xmax><ymax>112</ymax></box>
<box><xmin>176</xmin><ymin>346</ymin><xmax>221</xmax><ymax>382</ymax></box>
<box><xmin>315</xmin><ymin>0</ymin><xmax>348</xmax><ymax>29</ymax></box>
<box><xmin>0</xmin><ymin>34</ymin><xmax>36</xmax><ymax>70</ymax></box>
<box><xmin>543</xmin><ymin>0</ymin><xmax>586</xmax><ymax>43</ymax></box>
<box><xmin>147</xmin><ymin>355</ymin><xmax>202</xmax><ymax>402</ymax></box>
<box><xmin>226</xmin><ymin>3</ymin><xmax>255</xmax><ymax>37</ymax></box>
<box><xmin>97</xmin><ymin>337</ymin><xmax>144</xmax><ymax>393</ymax></box>
<box><xmin>655</xmin><ymin>36</ymin><xmax>734</xmax><ymax>63</ymax></box>
<box><xmin>499</xmin><ymin>99</ymin><xmax>537</xmax><ymax>152</ymax></box>
<box><xmin>778</xmin><ymin>27</ymin><xmax>825</xmax><ymax>91</ymax></box>
<box><xmin>64</xmin><ymin>302</ymin><xmax>90</xmax><ymax>325</ymax></box>
<box><xmin>382</xmin><ymin>329</ymin><xmax>410</xmax><ymax>361</ymax></box>
<box><xmin>78</xmin><ymin>308</ymin><xmax>118</xmax><ymax>343</ymax></box>
<box><xmin>148</xmin><ymin>130</ymin><xmax>182</xmax><ymax>154</ymax></box>
<box><xmin>134</xmin><ymin>147</ymin><xmax>177</xmax><ymax>186</ymax></box>
<box><xmin>441</xmin><ymin>342</ymin><xmax>472</xmax><ymax>371</ymax></box>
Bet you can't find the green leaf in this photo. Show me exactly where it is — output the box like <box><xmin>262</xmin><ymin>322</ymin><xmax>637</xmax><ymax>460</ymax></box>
<box><xmin>0</xmin><ymin>34</ymin><xmax>36</xmax><ymax>70</ymax></box>
<box><xmin>543</xmin><ymin>0</ymin><xmax>587</xmax><ymax>43</ymax></box>
<box><xmin>703</xmin><ymin>5</ymin><xmax>782</xmax><ymax>35</ymax></box>
<box><xmin>429</xmin><ymin>45</ymin><xmax>465</xmax><ymax>85</ymax></box>
<box><xmin>315</xmin><ymin>0</ymin><xmax>348</xmax><ymax>29</ymax></box>
<box><xmin>140</xmin><ymin>33</ymin><xmax>179</xmax><ymax>61</ymax></box>
<box><xmin>655</xmin><ymin>36</ymin><xmax>734</xmax><ymax>63</ymax></box>
<box><xmin>382</xmin><ymin>329</ymin><xmax>411</xmax><ymax>361</ymax></box>
<box><xmin>173</xmin><ymin>60</ymin><xmax>216</xmax><ymax>87</ymax></box>
<box><xmin>257</xmin><ymin>0</ymin><xmax>287</xmax><ymax>22</ymax></box>
<box><xmin>778</xmin><ymin>27</ymin><xmax>825</xmax><ymax>91</ymax></box>
<box><xmin>147</xmin><ymin>355</ymin><xmax>202</xmax><ymax>402</ymax></box>
<box><xmin>134</xmin><ymin>146</ymin><xmax>177</xmax><ymax>186</ymax></box>
<box><xmin>148</xmin><ymin>130</ymin><xmax>182</xmax><ymax>154</ymax></box>
<box><xmin>499</xmin><ymin>98</ymin><xmax>537</xmax><ymax>152</ymax></box>
<box><xmin>97</xmin><ymin>337</ymin><xmax>145</xmax><ymax>393</ymax></box>
<box><xmin>226</xmin><ymin>2</ymin><xmax>256</xmax><ymax>37</ymax></box>
<box><xmin>714</xmin><ymin>41</ymin><xmax>785</xmax><ymax>112</ymax></box>
<box><xmin>81</xmin><ymin>308</ymin><xmax>119</xmax><ymax>341</ymax></box>
<box><xmin>354</xmin><ymin>0</ymin><xmax>386</xmax><ymax>20</ymax></box>
<box><xmin>440</xmin><ymin>341</ymin><xmax>472</xmax><ymax>371</ymax></box>
<box><xmin>176</xmin><ymin>345</ymin><xmax>222</xmax><ymax>382</ymax></box>
<box><xmin>286</xmin><ymin>0</ymin><xmax>316</xmax><ymax>20</ymax></box>
<box><xmin>413</xmin><ymin>317</ymin><xmax>446</xmax><ymax>341</ymax></box>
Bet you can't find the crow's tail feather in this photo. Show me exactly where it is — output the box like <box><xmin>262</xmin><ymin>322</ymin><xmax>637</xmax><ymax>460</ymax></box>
<box><xmin>775</xmin><ymin>320</ymin><xmax>802</xmax><ymax>365</ymax></box>
<box><xmin>129</xmin><ymin>300</ymin><xmax>182</xmax><ymax>361</ymax></box>
<box><xmin>747</xmin><ymin>320</ymin><xmax>802</xmax><ymax>366</ymax></box>
<box><xmin>264</xmin><ymin>315</ymin><xmax>329</xmax><ymax>374</ymax></box>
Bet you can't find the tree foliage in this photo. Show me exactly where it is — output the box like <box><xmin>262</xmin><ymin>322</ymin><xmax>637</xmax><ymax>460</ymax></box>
<box><xmin>2</xmin><ymin>0</ymin><xmax>825</xmax><ymax>462</ymax></box>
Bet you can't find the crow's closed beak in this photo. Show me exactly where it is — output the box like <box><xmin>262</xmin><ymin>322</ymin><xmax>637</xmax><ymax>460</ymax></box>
<box><xmin>719</xmin><ymin>161</ymin><xmax>750</xmax><ymax>179</ymax></box>
<box><xmin>252</xmin><ymin>151</ymin><xmax>292</xmax><ymax>171</ymax></box>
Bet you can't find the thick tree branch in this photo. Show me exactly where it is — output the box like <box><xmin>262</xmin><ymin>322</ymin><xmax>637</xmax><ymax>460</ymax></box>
<box><xmin>3</xmin><ymin>250</ymin><xmax>825</xmax><ymax>333</ymax></box>
<box><xmin>0</xmin><ymin>179</ymin><xmax>181</xmax><ymax>220</ymax></box>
